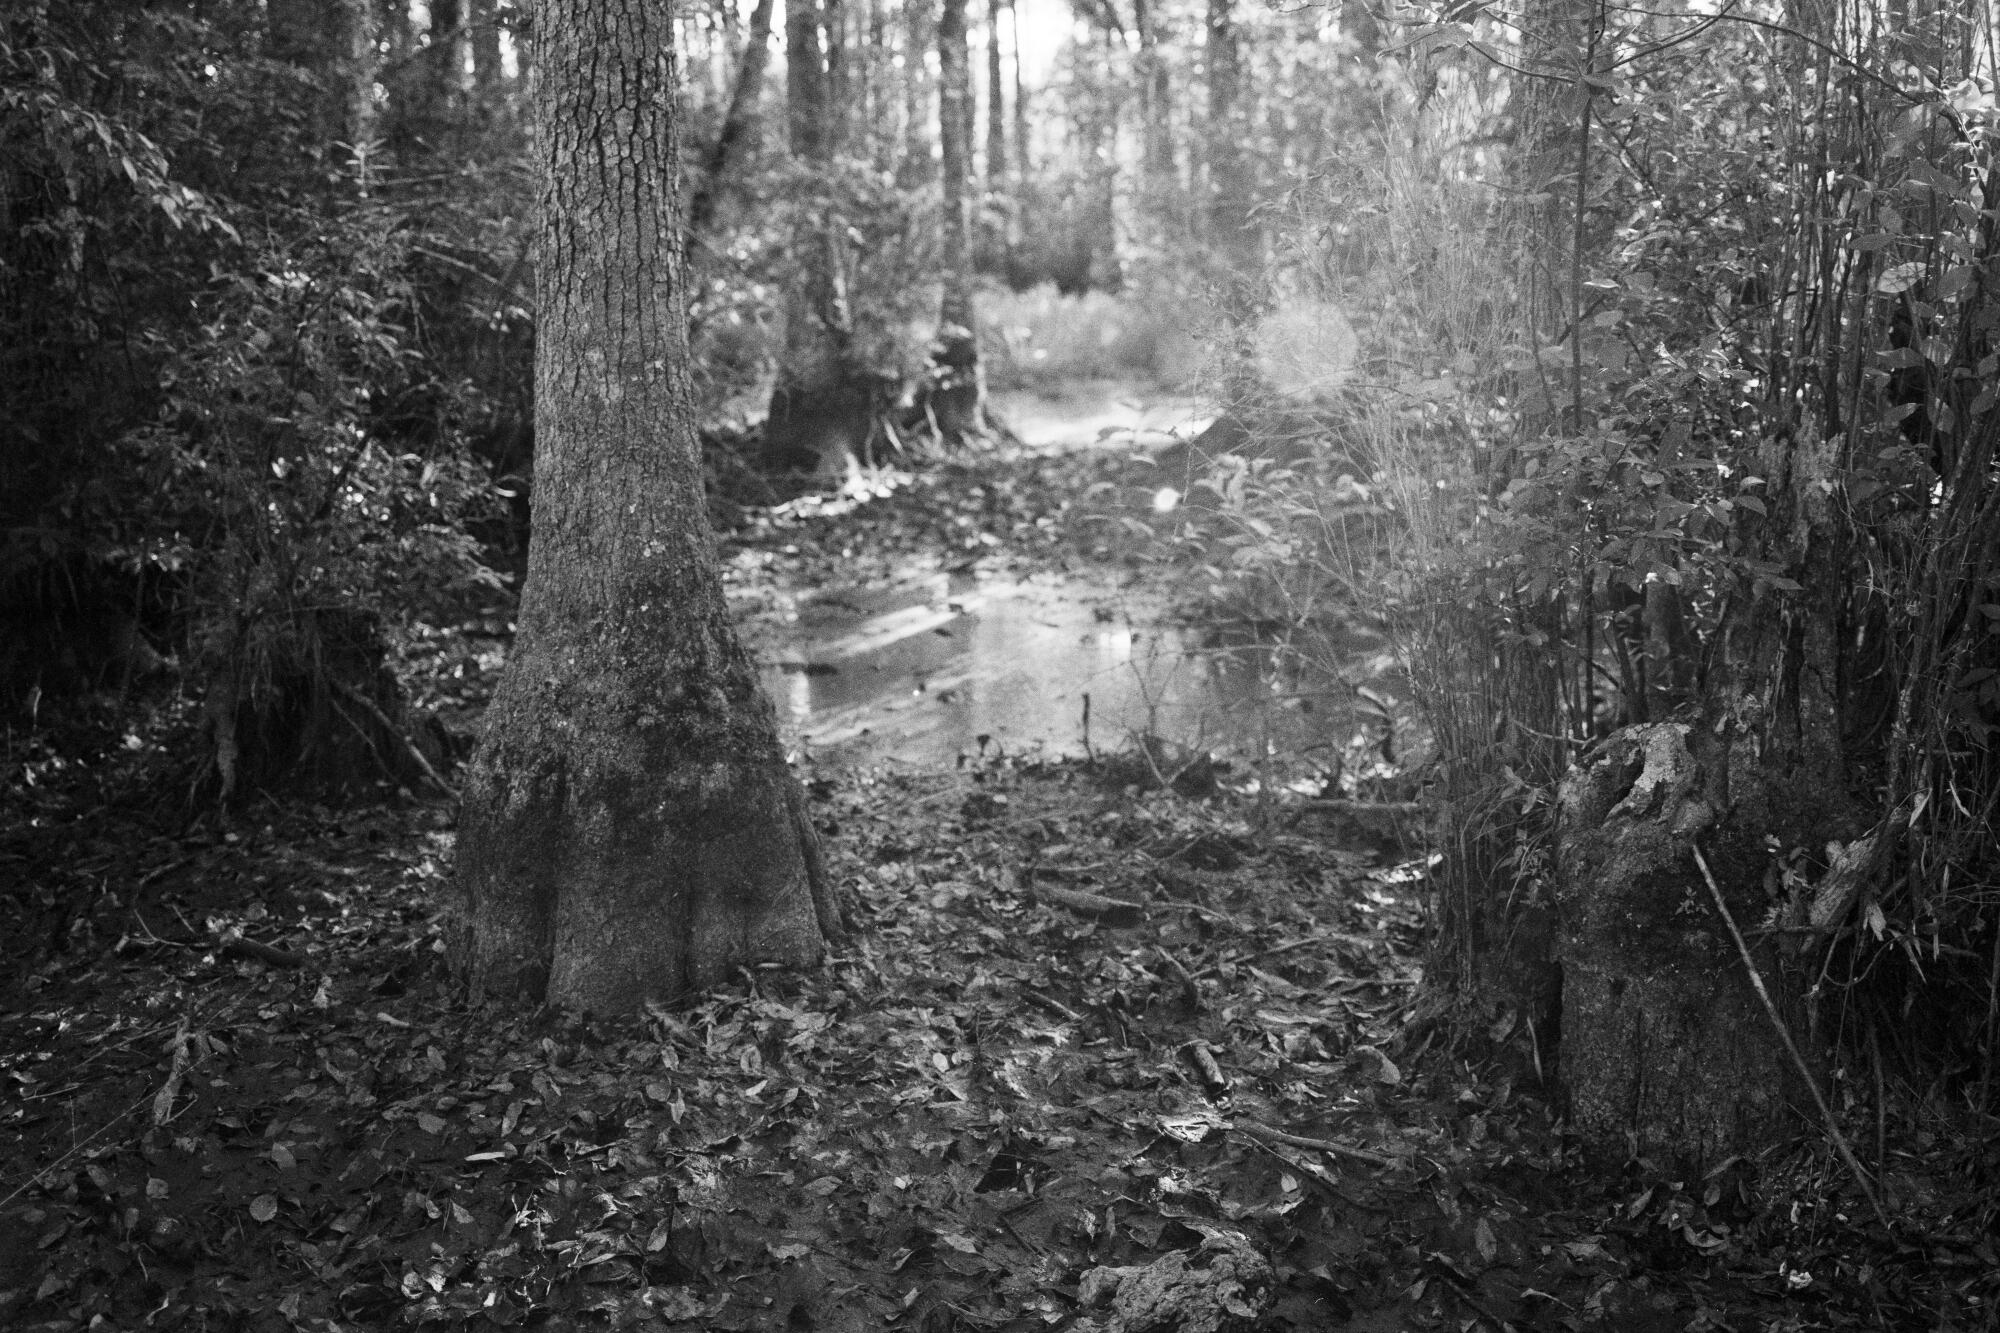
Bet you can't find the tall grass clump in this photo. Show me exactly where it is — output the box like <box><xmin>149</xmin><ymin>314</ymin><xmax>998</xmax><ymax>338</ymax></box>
<box><xmin>1311</xmin><ymin>107</ymin><xmax>1578</xmax><ymax>1020</ymax></box>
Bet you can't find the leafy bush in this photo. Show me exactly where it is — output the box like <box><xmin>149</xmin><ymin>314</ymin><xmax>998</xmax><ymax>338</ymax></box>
<box><xmin>1193</xmin><ymin>3</ymin><xmax>2000</xmax><ymax>1096</ymax></box>
<box><xmin>1</xmin><ymin>3</ymin><xmax>504</xmax><ymax>799</ymax></box>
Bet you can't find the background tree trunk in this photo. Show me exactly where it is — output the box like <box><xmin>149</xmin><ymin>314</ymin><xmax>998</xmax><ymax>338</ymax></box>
<box><xmin>932</xmin><ymin>0</ymin><xmax>984</xmax><ymax>440</ymax></box>
<box><xmin>454</xmin><ymin>0</ymin><xmax>835</xmax><ymax>1013</ymax></box>
<box><xmin>268</xmin><ymin>0</ymin><xmax>376</xmax><ymax>178</ymax></box>
<box><xmin>985</xmin><ymin>0</ymin><xmax>1006</xmax><ymax>195</ymax></box>
<box><xmin>1134</xmin><ymin>0</ymin><xmax>1173</xmax><ymax>203</ymax></box>
<box><xmin>1205</xmin><ymin>0</ymin><xmax>1259</xmax><ymax>384</ymax></box>
<box><xmin>898</xmin><ymin>0</ymin><xmax>936</xmax><ymax>188</ymax></box>
<box><xmin>764</xmin><ymin>0</ymin><xmax>876</xmax><ymax>471</ymax></box>
<box><xmin>467</xmin><ymin>0</ymin><xmax>504</xmax><ymax>100</ymax></box>
<box><xmin>1511</xmin><ymin>0</ymin><xmax>1603</xmax><ymax>429</ymax></box>
<box><xmin>1010</xmin><ymin>0</ymin><xmax>1028</xmax><ymax>184</ymax></box>
<box><xmin>342</xmin><ymin>0</ymin><xmax>379</xmax><ymax>189</ymax></box>
<box><xmin>686</xmin><ymin>0</ymin><xmax>776</xmax><ymax>244</ymax></box>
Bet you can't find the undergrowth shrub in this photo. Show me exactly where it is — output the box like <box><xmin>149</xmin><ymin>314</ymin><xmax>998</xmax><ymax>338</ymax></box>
<box><xmin>1</xmin><ymin>6</ymin><xmax>504</xmax><ymax>801</ymax></box>
<box><xmin>979</xmin><ymin>284</ymin><xmax>1193</xmax><ymax>389</ymax></box>
<box><xmin>1173</xmin><ymin>1</ymin><xmax>1999</xmax><ymax>1106</ymax></box>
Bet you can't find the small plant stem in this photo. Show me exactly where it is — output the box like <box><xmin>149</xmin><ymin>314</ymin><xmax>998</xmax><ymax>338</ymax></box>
<box><xmin>1982</xmin><ymin>921</ymin><xmax>2000</xmax><ymax>1113</ymax></box>
<box><xmin>1568</xmin><ymin>15</ymin><xmax>1596</xmax><ymax>432</ymax></box>
<box><xmin>1690</xmin><ymin>843</ymin><xmax>1892</xmax><ymax>1233</ymax></box>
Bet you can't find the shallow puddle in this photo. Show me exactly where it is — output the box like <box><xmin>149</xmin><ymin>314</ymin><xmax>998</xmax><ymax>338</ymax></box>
<box><xmin>753</xmin><ymin>569</ymin><xmax>1399</xmax><ymax>773</ymax></box>
<box><xmin>985</xmin><ymin>380</ymin><xmax>1213</xmax><ymax>453</ymax></box>
<box><xmin>743</xmin><ymin>380</ymin><xmax>1401</xmax><ymax>773</ymax></box>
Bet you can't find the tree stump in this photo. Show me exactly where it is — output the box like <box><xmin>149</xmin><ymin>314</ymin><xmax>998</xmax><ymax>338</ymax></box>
<box><xmin>1554</xmin><ymin>723</ymin><xmax>1800</xmax><ymax>1170</ymax></box>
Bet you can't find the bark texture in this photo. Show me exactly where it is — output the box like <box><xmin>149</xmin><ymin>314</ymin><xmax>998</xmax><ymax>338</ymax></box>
<box><xmin>454</xmin><ymin>0</ymin><xmax>833</xmax><ymax>1013</ymax></box>
<box><xmin>1554</xmin><ymin>724</ymin><xmax>1801</xmax><ymax>1169</ymax></box>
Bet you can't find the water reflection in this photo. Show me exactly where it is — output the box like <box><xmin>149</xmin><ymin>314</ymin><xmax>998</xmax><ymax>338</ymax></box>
<box><xmin>753</xmin><ymin>571</ymin><xmax>1395</xmax><ymax>771</ymax></box>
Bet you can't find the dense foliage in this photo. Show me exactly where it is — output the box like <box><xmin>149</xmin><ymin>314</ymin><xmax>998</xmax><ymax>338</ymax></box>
<box><xmin>1156</xmin><ymin>0</ymin><xmax>2000</xmax><ymax>1118</ymax></box>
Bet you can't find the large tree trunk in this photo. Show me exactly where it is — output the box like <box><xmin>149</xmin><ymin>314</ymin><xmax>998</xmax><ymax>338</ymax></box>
<box><xmin>686</xmin><ymin>0</ymin><xmax>775</xmax><ymax>244</ymax></box>
<box><xmin>931</xmin><ymin>0</ymin><xmax>985</xmax><ymax>441</ymax></box>
<box><xmin>454</xmin><ymin>0</ymin><xmax>837</xmax><ymax>1013</ymax></box>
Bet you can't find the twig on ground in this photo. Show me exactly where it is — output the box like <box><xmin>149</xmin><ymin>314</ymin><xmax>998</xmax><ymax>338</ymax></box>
<box><xmin>153</xmin><ymin>1015</ymin><xmax>190</xmax><ymax>1126</ymax></box>
<box><xmin>1033</xmin><ymin>882</ymin><xmax>1146</xmax><ymax>925</ymax></box>
<box><xmin>1023</xmin><ymin>989</ymin><xmax>1083</xmax><ymax>1023</ymax></box>
<box><xmin>217</xmin><ymin>931</ymin><xmax>308</xmax><ymax>969</ymax></box>
<box><xmin>1691</xmin><ymin>842</ymin><xmax>1893</xmax><ymax>1234</ymax></box>
<box><xmin>334</xmin><ymin>681</ymin><xmax>456</xmax><ymax>797</ymax></box>
<box><xmin>1241</xmin><ymin>1138</ymin><xmax>1371</xmax><ymax>1208</ymax></box>
<box><xmin>1231</xmin><ymin>1117</ymin><xmax>1396</xmax><ymax>1168</ymax></box>
<box><xmin>1155</xmin><ymin>947</ymin><xmax>1201</xmax><ymax>1011</ymax></box>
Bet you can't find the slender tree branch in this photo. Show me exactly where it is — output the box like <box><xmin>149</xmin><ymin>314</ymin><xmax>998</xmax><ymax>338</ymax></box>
<box><xmin>1691</xmin><ymin>843</ymin><xmax>1893</xmax><ymax>1234</ymax></box>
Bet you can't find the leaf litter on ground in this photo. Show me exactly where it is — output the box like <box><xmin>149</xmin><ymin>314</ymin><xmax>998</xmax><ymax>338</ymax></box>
<box><xmin>3</xmin><ymin>434</ymin><xmax>1993</xmax><ymax>1331</ymax></box>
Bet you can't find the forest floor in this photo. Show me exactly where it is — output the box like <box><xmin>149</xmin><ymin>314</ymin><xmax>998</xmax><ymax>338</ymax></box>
<box><xmin>2</xmin><ymin>427</ymin><xmax>1992</xmax><ymax>1331</ymax></box>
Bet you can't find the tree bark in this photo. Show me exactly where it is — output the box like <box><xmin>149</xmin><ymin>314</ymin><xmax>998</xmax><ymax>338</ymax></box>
<box><xmin>454</xmin><ymin>0</ymin><xmax>836</xmax><ymax>1013</ymax></box>
<box><xmin>686</xmin><ymin>0</ymin><xmax>775</xmax><ymax>244</ymax></box>
<box><xmin>933</xmin><ymin>0</ymin><xmax>985</xmax><ymax>441</ymax></box>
